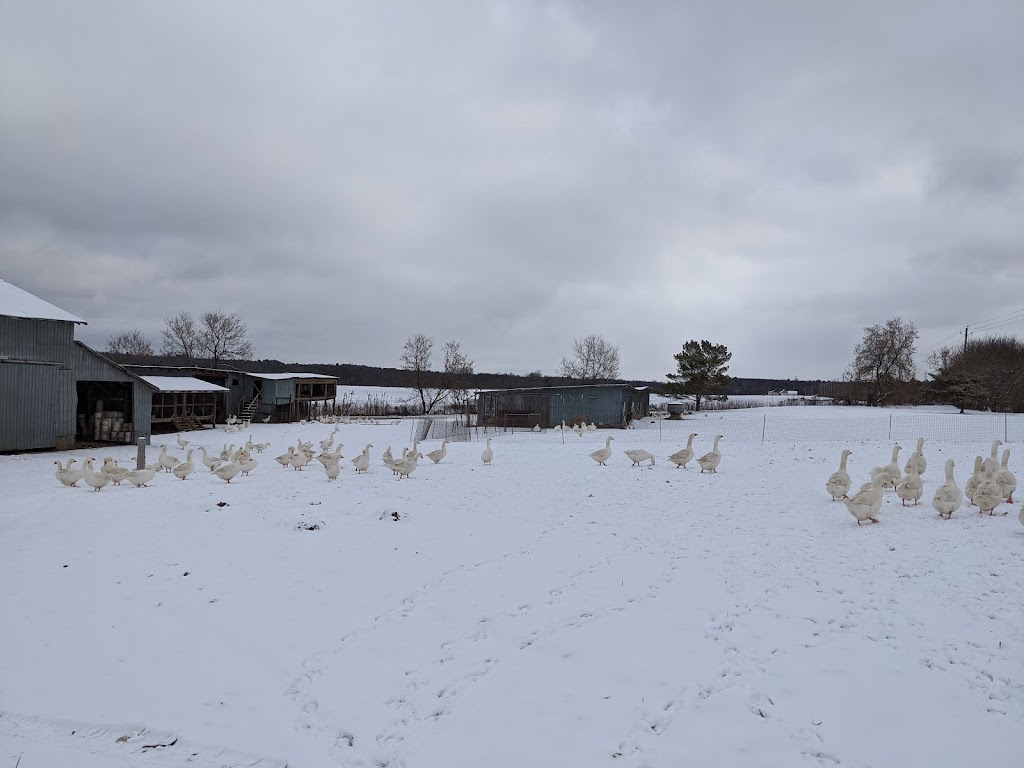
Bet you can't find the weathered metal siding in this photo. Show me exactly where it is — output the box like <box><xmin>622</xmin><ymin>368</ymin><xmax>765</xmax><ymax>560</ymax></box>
<box><xmin>0</xmin><ymin>360</ymin><xmax>75</xmax><ymax>451</ymax></box>
<box><xmin>69</xmin><ymin>344</ymin><xmax>153</xmax><ymax>443</ymax></box>
<box><xmin>477</xmin><ymin>385</ymin><xmax>651</xmax><ymax>429</ymax></box>
<box><xmin>0</xmin><ymin>316</ymin><xmax>74</xmax><ymax>364</ymax></box>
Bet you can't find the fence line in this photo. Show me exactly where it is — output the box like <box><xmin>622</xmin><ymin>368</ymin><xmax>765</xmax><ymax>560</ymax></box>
<box><xmin>631</xmin><ymin>413</ymin><xmax>1023</xmax><ymax>444</ymax></box>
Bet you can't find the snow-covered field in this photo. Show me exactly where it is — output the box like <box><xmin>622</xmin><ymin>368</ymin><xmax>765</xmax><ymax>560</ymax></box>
<box><xmin>2</xmin><ymin>407</ymin><xmax>1023</xmax><ymax>767</ymax></box>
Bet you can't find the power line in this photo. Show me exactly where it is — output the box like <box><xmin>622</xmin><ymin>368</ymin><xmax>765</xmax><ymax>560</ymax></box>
<box><xmin>919</xmin><ymin>306</ymin><xmax>1024</xmax><ymax>353</ymax></box>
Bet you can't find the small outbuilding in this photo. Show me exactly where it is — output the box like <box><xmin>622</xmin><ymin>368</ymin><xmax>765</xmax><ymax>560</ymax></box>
<box><xmin>246</xmin><ymin>372</ymin><xmax>339</xmax><ymax>422</ymax></box>
<box><xmin>140</xmin><ymin>376</ymin><xmax>229</xmax><ymax>432</ymax></box>
<box><xmin>476</xmin><ymin>384</ymin><xmax>650</xmax><ymax>429</ymax></box>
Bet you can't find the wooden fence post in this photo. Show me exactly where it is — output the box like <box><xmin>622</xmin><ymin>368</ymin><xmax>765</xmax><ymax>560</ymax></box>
<box><xmin>136</xmin><ymin>437</ymin><xmax>147</xmax><ymax>471</ymax></box>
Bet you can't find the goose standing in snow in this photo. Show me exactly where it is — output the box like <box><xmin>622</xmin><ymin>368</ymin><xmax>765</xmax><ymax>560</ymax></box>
<box><xmin>101</xmin><ymin>458</ymin><xmax>131</xmax><ymax>486</ymax></box>
<box><xmin>253</xmin><ymin>441</ymin><xmax>270</xmax><ymax>454</ymax></box>
<box><xmin>904</xmin><ymin>438</ymin><xmax>926</xmax><ymax>476</ymax></box>
<box><xmin>426</xmin><ymin>440</ymin><xmax>448</xmax><ymax>464</ymax></box>
<box><xmin>352</xmin><ymin>444</ymin><xmax>372</xmax><ymax>474</ymax></box>
<box><xmin>931</xmin><ymin>459</ymin><xmax>962</xmax><ymax>519</ymax></box>
<box><xmin>985</xmin><ymin>440</ymin><xmax>1003</xmax><ymax>473</ymax></box>
<box><xmin>82</xmin><ymin>458</ymin><xmax>110</xmax><ymax>492</ymax></box>
<box><xmin>172</xmin><ymin>449</ymin><xmax>195</xmax><ymax>480</ymax></box>
<box><xmin>393</xmin><ymin>450</ymin><xmax>420</xmax><ymax>479</ymax></box>
<box><xmin>870</xmin><ymin>444</ymin><xmax>902</xmax><ymax>490</ymax></box>
<box><xmin>668</xmin><ymin>433</ymin><xmax>698</xmax><ymax>469</ymax></box>
<box><xmin>199</xmin><ymin>447</ymin><xmax>223</xmax><ymax>472</ymax></box>
<box><xmin>126</xmin><ymin>464</ymin><xmax>158</xmax><ymax>488</ymax></box>
<box><xmin>995</xmin><ymin>448</ymin><xmax>1016</xmax><ymax>503</ymax></box>
<box><xmin>54</xmin><ymin>459</ymin><xmax>84</xmax><ymax>488</ymax></box>
<box><xmin>845</xmin><ymin>476</ymin><xmax>883</xmax><ymax>525</ymax></box>
<box><xmin>324</xmin><ymin>458</ymin><xmax>342</xmax><ymax>482</ymax></box>
<box><xmin>589</xmin><ymin>436</ymin><xmax>614</xmax><ymax>466</ymax></box>
<box><xmin>158</xmin><ymin>445</ymin><xmax>181</xmax><ymax>473</ymax></box>
<box><xmin>974</xmin><ymin>464</ymin><xmax>1003</xmax><ymax>515</ymax></box>
<box><xmin>895</xmin><ymin>458</ymin><xmax>923</xmax><ymax>506</ymax></box>
<box><xmin>213</xmin><ymin>461</ymin><xmax>241</xmax><ymax>483</ymax></box>
<box><xmin>238</xmin><ymin>451</ymin><xmax>258</xmax><ymax>476</ymax></box>
<box><xmin>965</xmin><ymin>456</ymin><xmax>984</xmax><ymax>506</ymax></box>
<box><xmin>697</xmin><ymin>435</ymin><xmax>724</xmax><ymax>473</ymax></box>
<box><xmin>481</xmin><ymin>437</ymin><xmax>494</xmax><ymax>465</ymax></box>
<box><xmin>275</xmin><ymin>447</ymin><xmax>295</xmax><ymax>468</ymax></box>
<box><xmin>825</xmin><ymin>449</ymin><xmax>853</xmax><ymax>501</ymax></box>
<box><xmin>176</xmin><ymin>434</ymin><xmax>190</xmax><ymax>450</ymax></box>
<box><xmin>624</xmin><ymin>448</ymin><xmax>656</xmax><ymax>467</ymax></box>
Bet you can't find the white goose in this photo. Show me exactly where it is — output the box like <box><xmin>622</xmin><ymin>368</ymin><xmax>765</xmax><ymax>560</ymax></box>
<box><xmin>481</xmin><ymin>438</ymin><xmax>494</xmax><ymax>465</ymax></box>
<box><xmin>54</xmin><ymin>459</ymin><xmax>84</xmax><ymax>488</ymax></box>
<box><xmin>870</xmin><ymin>444</ymin><xmax>902</xmax><ymax>490</ymax></box>
<box><xmin>324</xmin><ymin>458</ymin><xmax>342</xmax><ymax>482</ymax></box>
<box><xmin>126</xmin><ymin>464</ymin><xmax>158</xmax><ymax>488</ymax></box>
<box><xmin>895</xmin><ymin>457</ymin><xmax>923</xmax><ymax>506</ymax></box>
<box><xmin>974</xmin><ymin>464</ymin><xmax>1003</xmax><ymax>515</ymax></box>
<box><xmin>393</xmin><ymin>450</ymin><xmax>420</xmax><ymax>479</ymax></box>
<box><xmin>158</xmin><ymin>444</ymin><xmax>181</xmax><ymax>473</ymax></box>
<box><xmin>101</xmin><ymin>458</ymin><xmax>131</xmax><ymax>486</ymax></box>
<box><xmin>965</xmin><ymin>456</ymin><xmax>984</xmax><ymax>506</ymax></box>
<box><xmin>845</xmin><ymin>476</ymin><xmax>883</xmax><ymax>525</ymax></box>
<box><xmin>426</xmin><ymin>440</ymin><xmax>448</xmax><ymax>464</ymax></box>
<box><xmin>624</xmin><ymin>448</ymin><xmax>656</xmax><ymax>467</ymax></box>
<box><xmin>275</xmin><ymin>446</ymin><xmax>296</xmax><ymax>468</ymax></box>
<box><xmin>590</xmin><ymin>436</ymin><xmax>614</xmax><ymax>466</ymax></box>
<box><xmin>668</xmin><ymin>433</ymin><xmax>698</xmax><ymax>469</ymax></box>
<box><xmin>825</xmin><ymin>449</ymin><xmax>853</xmax><ymax>501</ymax></box>
<box><xmin>904</xmin><ymin>438</ymin><xmax>926</xmax><ymax>476</ymax></box>
<box><xmin>985</xmin><ymin>440</ymin><xmax>1003</xmax><ymax>473</ymax></box>
<box><xmin>253</xmin><ymin>441</ymin><xmax>270</xmax><ymax>454</ymax></box>
<box><xmin>213</xmin><ymin>461</ymin><xmax>241</xmax><ymax>483</ymax></box>
<box><xmin>82</xmin><ymin>458</ymin><xmax>110</xmax><ymax>492</ymax></box>
<box><xmin>931</xmin><ymin>459</ymin><xmax>962</xmax><ymax>519</ymax></box>
<box><xmin>199</xmin><ymin>447</ymin><xmax>223</xmax><ymax>472</ymax></box>
<box><xmin>176</xmin><ymin>434</ymin><xmax>190</xmax><ymax>450</ymax></box>
<box><xmin>238</xmin><ymin>452</ymin><xmax>258</xmax><ymax>476</ymax></box>
<box><xmin>172</xmin><ymin>449</ymin><xmax>195</xmax><ymax>480</ymax></box>
<box><xmin>995</xmin><ymin>448</ymin><xmax>1016</xmax><ymax>503</ymax></box>
<box><xmin>697</xmin><ymin>435</ymin><xmax>724</xmax><ymax>473</ymax></box>
<box><xmin>352</xmin><ymin>444</ymin><xmax>372</xmax><ymax>474</ymax></box>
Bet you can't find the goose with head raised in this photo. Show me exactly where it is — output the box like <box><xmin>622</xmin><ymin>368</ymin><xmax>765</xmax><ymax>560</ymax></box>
<box><xmin>54</xmin><ymin>459</ymin><xmax>85</xmax><ymax>488</ymax></box>
<box><xmin>995</xmin><ymin>448</ymin><xmax>1016</xmax><ymax>503</ymax></box>
<box><xmin>392</xmin><ymin>450</ymin><xmax>420</xmax><ymax>479</ymax></box>
<box><xmin>352</xmin><ymin>444</ymin><xmax>372</xmax><ymax>474</ymax></box>
<box><xmin>965</xmin><ymin>456</ymin><xmax>984</xmax><ymax>506</ymax></box>
<box><xmin>904</xmin><ymin>438</ymin><xmax>926</xmax><ymax>476</ymax></box>
<box><xmin>985</xmin><ymin>440</ymin><xmax>1003</xmax><ymax>473</ymax></box>
<box><xmin>974</xmin><ymin>464</ymin><xmax>1003</xmax><ymax>515</ymax></box>
<box><xmin>844</xmin><ymin>476</ymin><xmax>883</xmax><ymax>525</ymax></box>
<box><xmin>697</xmin><ymin>435</ymin><xmax>724</xmax><ymax>473</ymax></box>
<box><xmin>238</xmin><ymin>451</ymin><xmax>258</xmax><ymax>476</ymax></box>
<box><xmin>895</xmin><ymin>457</ymin><xmax>923</xmax><ymax>506</ymax></box>
<box><xmin>172</xmin><ymin>449</ymin><xmax>195</xmax><ymax>480</ymax></box>
<box><xmin>825</xmin><ymin>449</ymin><xmax>853</xmax><ymax>501</ymax></box>
<box><xmin>931</xmin><ymin>459</ymin><xmax>962</xmax><ymax>519</ymax></box>
<box><xmin>668</xmin><ymin>433</ymin><xmax>698</xmax><ymax>469</ymax></box>
<box><xmin>176</xmin><ymin>434</ymin><xmax>190</xmax><ymax>450</ymax></box>
<box><xmin>426</xmin><ymin>440</ymin><xmax>448</xmax><ymax>464</ymax></box>
<box><xmin>82</xmin><ymin>458</ymin><xmax>110</xmax><ymax>492</ymax></box>
<box><xmin>870</xmin><ymin>444</ymin><xmax>902</xmax><ymax>490</ymax></box>
<box><xmin>481</xmin><ymin>438</ymin><xmax>494</xmax><ymax>465</ymax></box>
<box><xmin>624</xmin><ymin>448</ymin><xmax>656</xmax><ymax>467</ymax></box>
<box><xmin>158</xmin><ymin>444</ymin><xmax>181</xmax><ymax>473</ymax></box>
<box><xmin>590</xmin><ymin>436</ymin><xmax>614</xmax><ymax>466</ymax></box>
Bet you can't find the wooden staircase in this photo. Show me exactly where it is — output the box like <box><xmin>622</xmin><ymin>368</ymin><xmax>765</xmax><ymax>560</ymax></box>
<box><xmin>241</xmin><ymin>395</ymin><xmax>261</xmax><ymax>421</ymax></box>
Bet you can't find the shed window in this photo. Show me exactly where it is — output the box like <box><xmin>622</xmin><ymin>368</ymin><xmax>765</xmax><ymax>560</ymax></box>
<box><xmin>232</xmin><ymin>378</ymin><xmax>239</xmax><ymax>385</ymax></box>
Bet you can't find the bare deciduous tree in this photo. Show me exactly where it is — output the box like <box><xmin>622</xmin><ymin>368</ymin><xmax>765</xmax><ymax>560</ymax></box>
<box><xmin>847</xmin><ymin>317</ymin><xmax>919</xmax><ymax>407</ymax></box>
<box><xmin>401</xmin><ymin>334</ymin><xmax>436</xmax><ymax>414</ymax></box>
<box><xmin>161</xmin><ymin>310</ymin><xmax>254</xmax><ymax>368</ymax></box>
<box><xmin>161</xmin><ymin>311</ymin><xmax>201</xmax><ymax>365</ymax></box>
<box><xmin>199</xmin><ymin>311</ymin><xmax>254</xmax><ymax>369</ymax></box>
<box><xmin>400</xmin><ymin>335</ymin><xmax>475</xmax><ymax>414</ymax></box>
<box><xmin>560</xmin><ymin>334</ymin><xmax>620</xmax><ymax>381</ymax></box>
<box><xmin>106</xmin><ymin>329</ymin><xmax>154</xmax><ymax>356</ymax></box>
<box><xmin>443</xmin><ymin>340</ymin><xmax>475</xmax><ymax>417</ymax></box>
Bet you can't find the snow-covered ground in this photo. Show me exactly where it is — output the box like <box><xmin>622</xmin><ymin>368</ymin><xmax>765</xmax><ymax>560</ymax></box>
<box><xmin>2</xmin><ymin>409</ymin><xmax>1023</xmax><ymax>767</ymax></box>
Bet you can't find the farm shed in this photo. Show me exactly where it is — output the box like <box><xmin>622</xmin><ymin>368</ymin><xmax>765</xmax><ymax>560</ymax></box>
<box><xmin>124</xmin><ymin>365</ymin><xmax>243</xmax><ymax>422</ymax></box>
<box><xmin>71</xmin><ymin>341</ymin><xmax>155</xmax><ymax>445</ymax></box>
<box><xmin>246</xmin><ymin>372</ymin><xmax>338</xmax><ymax>423</ymax></box>
<box><xmin>140</xmin><ymin>376</ymin><xmax>229</xmax><ymax>432</ymax></box>
<box><xmin>476</xmin><ymin>384</ymin><xmax>650</xmax><ymax>429</ymax></box>
<box><xmin>0</xmin><ymin>279</ymin><xmax>84</xmax><ymax>452</ymax></box>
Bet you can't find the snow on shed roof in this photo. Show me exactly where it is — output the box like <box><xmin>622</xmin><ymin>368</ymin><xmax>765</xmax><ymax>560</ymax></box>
<box><xmin>248</xmin><ymin>372</ymin><xmax>338</xmax><ymax>380</ymax></box>
<box><xmin>0</xmin><ymin>279</ymin><xmax>86</xmax><ymax>324</ymax></box>
<box><xmin>140</xmin><ymin>376</ymin><xmax>229</xmax><ymax>392</ymax></box>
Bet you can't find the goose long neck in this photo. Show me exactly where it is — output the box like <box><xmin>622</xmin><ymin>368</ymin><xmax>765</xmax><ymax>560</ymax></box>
<box><xmin>839</xmin><ymin>452</ymin><xmax>849</xmax><ymax>471</ymax></box>
<box><xmin>686</xmin><ymin>434</ymin><xmax>695</xmax><ymax>449</ymax></box>
<box><xmin>1002</xmin><ymin>449</ymin><xmax>1010</xmax><ymax>468</ymax></box>
<box><xmin>891</xmin><ymin>446</ymin><xmax>900</xmax><ymax>461</ymax></box>
<box><xmin>991</xmin><ymin>441</ymin><xmax>1001</xmax><ymax>459</ymax></box>
<box><xmin>973</xmin><ymin>457</ymin><xmax>982</xmax><ymax>475</ymax></box>
<box><xmin>713</xmin><ymin>435</ymin><xmax>721</xmax><ymax>451</ymax></box>
<box><xmin>916</xmin><ymin>438</ymin><xmax>924</xmax><ymax>452</ymax></box>
<box><xmin>945</xmin><ymin>460</ymin><xmax>954</xmax><ymax>482</ymax></box>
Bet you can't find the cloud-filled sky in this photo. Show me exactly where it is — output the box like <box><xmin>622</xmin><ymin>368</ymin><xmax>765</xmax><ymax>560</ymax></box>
<box><xmin>1</xmin><ymin>1</ymin><xmax>1022</xmax><ymax>380</ymax></box>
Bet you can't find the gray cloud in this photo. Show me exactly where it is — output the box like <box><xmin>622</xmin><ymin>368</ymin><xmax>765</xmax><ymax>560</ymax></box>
<box><xmin>2</xmin><ymin>0</ymin><xmax>1022</xmax><ymax>380</ymax></box>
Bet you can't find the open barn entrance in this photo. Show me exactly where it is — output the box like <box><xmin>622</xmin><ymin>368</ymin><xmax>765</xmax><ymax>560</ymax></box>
<box><xmin>76</xmin><ymin>380</ymin><xmax>134</xmax><ymax>444</ymax></box>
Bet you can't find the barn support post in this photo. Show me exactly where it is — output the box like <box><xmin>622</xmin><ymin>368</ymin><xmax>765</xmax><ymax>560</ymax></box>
<box><xmin>136</xmin><ymin>437</ymin><xmax>147</xmax><ymax>470</ymax></box>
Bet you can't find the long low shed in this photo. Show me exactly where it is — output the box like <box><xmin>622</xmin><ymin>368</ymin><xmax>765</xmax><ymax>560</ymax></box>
<box><xmin>476</xmin><ymin>384</ymin><xmax>650</xmax><ymax>429</ymax></box>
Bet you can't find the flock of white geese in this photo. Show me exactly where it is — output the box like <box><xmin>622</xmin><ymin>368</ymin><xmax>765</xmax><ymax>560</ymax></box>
<box><xmin>51</xmin><ymin>424</ymin><xmax>727</xmax><ymax>490</ymax></box>
<box><xmin>826</xmin><ymin>437</ymin><xmax>1024</xmax><ymax>528</ymax></box>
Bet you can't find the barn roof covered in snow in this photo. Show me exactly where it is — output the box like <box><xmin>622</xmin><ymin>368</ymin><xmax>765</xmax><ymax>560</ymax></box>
<box><xmin>247</xmin><ymin>372</ymin><xmax>338</xmax><ymax>380</ymax></box>
<box><xmin>140</xmin><ymin>376</ymin><xmax>230</xmax><ymax>392</ymax></box>
<box><xmin>0</xmin><ymin>279</ymin><xmax>86</xmax><ymax>324</ymax></box>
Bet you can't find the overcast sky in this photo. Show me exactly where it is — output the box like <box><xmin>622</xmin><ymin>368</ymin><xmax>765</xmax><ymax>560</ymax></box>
<box><xmin>1</xmin><ymin>1</ymin><xmax>1021</xmax><ymax>380</ymax></box>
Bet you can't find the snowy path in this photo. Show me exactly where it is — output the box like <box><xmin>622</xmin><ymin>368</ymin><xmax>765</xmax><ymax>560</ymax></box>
<box><xmin>1</xmin><ymin>418</ymin><xmax>1022</xmax><ymax>766</ymax></box>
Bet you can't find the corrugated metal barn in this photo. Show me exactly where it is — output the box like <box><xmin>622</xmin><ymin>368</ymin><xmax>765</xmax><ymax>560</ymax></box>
<box><xmin>476</xmin><ymin>384</ymin><xmax>651</xmax><ymax>429</ymax></box>
<box><xmin>0</xmin><ymin>280</ymin><xmax>158</xmax><ymax>452</ymax></box>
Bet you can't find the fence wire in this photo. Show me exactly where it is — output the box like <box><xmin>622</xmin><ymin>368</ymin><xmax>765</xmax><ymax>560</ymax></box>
<box><xmin>631</xmin><ymin>413</ymin><xmax>1023</xmax><ymax>444</ymax></box>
